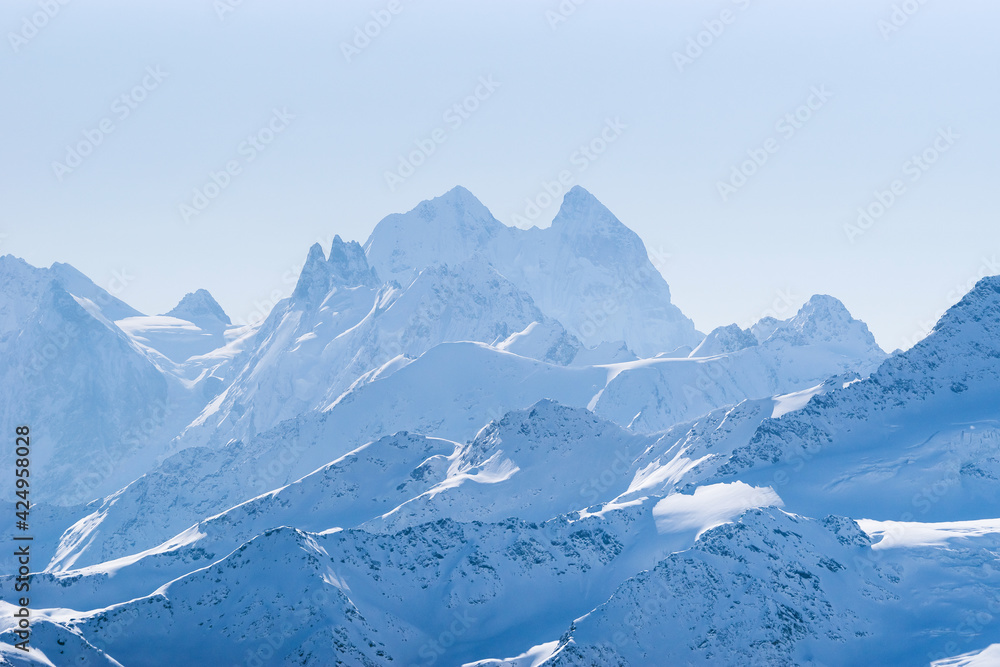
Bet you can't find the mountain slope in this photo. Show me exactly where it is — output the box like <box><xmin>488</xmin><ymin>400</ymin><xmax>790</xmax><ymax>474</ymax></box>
<box><xmin>0</xmin><ymin>257</ymin><xmax>193</xmax><ymax>505</ymax></box>
<box><xmin>473</xmin><ymin>509</ymin><xmax>896</xmax><ymax>667</ymax></box>
<box><xmin>49</xmin><ymin>342</ymin><xmax>610</xmax><ymax>569</ymax></box>
<box><xmin>369</xmin><ymin>401</ymin><xmax>657</xmax><ymax>533</ymax></box>
<box><xmin>180</xmin><ymin>237</ymin><xmax>571</xmax><ymax>449</ymax></box>
<box><xmin>593</xmin><ymin>294</ymin><xmax>886</xmax><ymax>433</ymax></box>
<box><xmin>62</xmin><ymin>528</ymin><xmax>393</xmax><ymax>666</ymax></box>
<box><xmin>8</xmin><ymin>190</ymin><xmax>994</xmax><ymax>667</ymax></box>
<box><xmin>364</xmin><ymin>186</ymin><xmax>702</xmax><ymax>357</ymax></box>
<box><xmin>709</xmin><ymin>276</ymin><xmax>1000</xmax><ymax>521</ymax></box>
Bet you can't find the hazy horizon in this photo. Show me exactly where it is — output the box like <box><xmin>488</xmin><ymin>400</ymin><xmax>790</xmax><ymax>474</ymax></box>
<box><xmin>3</xmin><ymin>0</ymin><xmax>998</xmax><ymax>351</ymax></box>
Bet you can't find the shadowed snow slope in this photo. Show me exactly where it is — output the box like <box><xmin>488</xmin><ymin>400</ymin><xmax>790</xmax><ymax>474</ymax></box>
<box><xmin>5</xmin><ymin>193</ymin><xmax>999</xmax><ymax>666</ymax></box>
<box><xmin>593</xmin><ymin>294</ymin><xmax>885</xmax><ymax>433</ymax></box>
<box><xmin>708</xmin><ymin>276</ymin><xmax>1000</xmax><ymax>521</ymax></box>
<box><xmin>0</xmin><ymin>257</ymin><xmax>205</xmax><ymax>505</ymax></box>
<box><xmin>47</xmin><ymin>344</ymin><xmax>609</xmax><ymax>569</ymax></box>
<box><xmin>179</xmin><ymin>238</ymin><xmax>575</xmax><ymax>449</ymax></box>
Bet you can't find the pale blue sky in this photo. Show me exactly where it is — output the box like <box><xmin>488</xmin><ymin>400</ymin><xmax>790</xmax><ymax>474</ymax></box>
<box><xmin>2</xmin><ymin>0</ymin><xmax>998</xmax><ymax>350</ymax></box>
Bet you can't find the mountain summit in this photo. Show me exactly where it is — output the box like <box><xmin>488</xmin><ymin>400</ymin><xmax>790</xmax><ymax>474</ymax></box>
<box><xmin>549</xmin><ymin>185</ymin><xmax>646</xmax><ymax>250</ymax></box>
<box><xmin>363</xmin><ymin>186</ymin><xmax>504</xmax><ymax>289</ymax></box>
<box><xmin>292</xmin><ymin>237</ymin><xmax>380</xmax><ymax>306</ymax></box>
<box><xmin>6</xmin><ymin>201</ymin><xmax>999</xmax><ymax>666</ymax></box>
<box><xmin>926</xmin><ymin>275</ymin><xmax>1000</xmax><ymax>354</ymax></box>
<box><xmin>364</xmin><ymin>186</ymin><xmax>701</xmax><ymax>357</ymax></box>
<box><xmin>164</xmin><ymin>289</ymin><xmax>230</xmax><ymax>332</ymax></box>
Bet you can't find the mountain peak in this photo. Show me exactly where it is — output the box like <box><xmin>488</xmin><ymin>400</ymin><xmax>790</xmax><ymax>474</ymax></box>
<box><xmin>887</xmin><ymin>274</ymin><xmax>1000</xmax><ymax>381</ymax></box>
<box><xmin>799</xmin><ymin>294</ymin><xmax>853</xmax><ymax>320</ymax></box>
<box><xmin>164</xmin><ymin>289</ymin><xmax>230</xmax><ymax>330</ymax></box>
<box><xmin>817</xmin><ymin>274</ymin><xmax>1000</xmax><ymax>409</ymax></box>
<box><xmin>306</xmin><ymin>242</ymin><xmax>326</xmax><ymax>261</ymax></box>
<box><xmin>438</xmin><ymin>184</ymin><xmax>478</xmax><ymax>203</ymax></box>
<box><xmin>761</xmin><ymin>294</ymin><xmax>884</xmax><ymax>365</ymax></box>
<box><xmin>768</xmin><ymin>295</ymin><xmax>857</xmax><ymax>341</ymax></box>
<box><xmin>364</xmin><ymin>187</ymin><xmax>700</xmax><ymax>355</ymax></box>
<box><xmin>548</xmin><ymin>187</ymin><xmax>648</xmax><ymax>260</ymax></box>
<box><xmin>564</xmin><ymin>184</ymin><xmax>600</xmax><ymax>205</ymax></box>
<box><xmin>551</xmin><ymin>186</ymin><xmax>619</xmax><ymax>229</ymax></box>
<box><xmin>931</xmin><ymin>275</ymin><xmax>1000</xmax><ymax>339</ymax></box>
<box><xmin>293</xmin><ymin>237</ymin><xmax>378</xmax><ymax>306</ymax></box>
<box><xmin>363</xmin><ymin>187</ymin><xmax>506</xmax><ymax>287</ymax></box>
<box><xmin>292</xmin><ymin>244</ymin><xmax>331</xmax><ymax>304</ymax></box>
<box><xmin>461</xmin><ymin>399</ymin><xmax>638</xmax><ymax>478</ymax></box>
<box><xmin>690</xmin><ymin>324</ymin><xmax>758</xmax><ymax>357</ymax></box>
<box><xmin>413</xmin><ymin>185</ymin><xmax>493</xmax><ymax>222</ymax></box>
<box><xmin>0</xmin><ymin>256</ymin><xmax>143</xmax><ymax>323</ymax></box>
<box><xmin>750</xmin><ymin>316</ymin><xmax>781</xmax><ymax>343</ymax></box>
<box><xmin>491</xmin><ymin>400</ymin><xmax>616</xmax><ymax>443</ymax></box>
<box><xmin>327</xmin><ymin>236</ymin><xmax>379</xmax><ymax>287</ymax></box>
<box><xmin>0</xmin><ymin>254</ymin><xmax>40</xmax><ymax>284</ymax></box>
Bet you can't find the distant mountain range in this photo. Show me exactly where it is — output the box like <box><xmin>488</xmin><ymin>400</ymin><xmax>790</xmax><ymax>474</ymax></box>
<box><xmin>2</xmin><ymin>187</ymin><xmax>998</xmax><ymax>666</ymax></box>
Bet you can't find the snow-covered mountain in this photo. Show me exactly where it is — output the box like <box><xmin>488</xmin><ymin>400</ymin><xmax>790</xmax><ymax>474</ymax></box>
<box><xmin>47</xmin><ymin>343</ymin><xmax>611</xmax><ymax>570</ymax></box>
<box><xmin>707</xmin><ymin>275</ymin><xmax>1000</xmax><ymax>522</ymax></box>
<box><xmin>593</xmin><ymin>294</ymin><xmax>886</xmax><ymax>433</ymax></box>
<box><xmin>365</xmin><ymin>185</ymin><xmax>702</xmax><ymax>357</ymax></box>
<box><xmin>49</xmin><ymin>306</ymin><xmax>882</xmax><ymax>573</ymax></box>
<box><xmin>114</xmin><ymin>289</ymin><xmax>234</xmax><ymax>365</ymax></box>
<box><xmin>177</xmin><ymin>236</ymin><xmax>586</xmax><ymax>450</ymax></box>
<box><xmin>164</xmin><ymin>288</ymin><xmax>231</xmax><ymax>332</ymax></box>
<box><xmin>4</xmin><ymin>187</ymin><xmax>1000</xmax><ymax>666</ymax></box>
<box><xmin>366</xmin><ymin>400</ymin><xmax>657</xmax><ymax>532</ymax></box>
<box><xmin>0</xmin><ymin>257</ymin><xmax>204</xmax><ymax>505</ymax></box>
<box><xmin>476</xmin><ymin>508</ymin><xmax>893</xmax><ymax>666</ymax></box>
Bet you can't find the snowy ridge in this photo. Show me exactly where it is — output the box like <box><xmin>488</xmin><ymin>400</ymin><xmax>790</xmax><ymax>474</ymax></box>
<box><xmin>4</xmin><ymin>189</ymin><xmax>1000</xmax><ymax>665</ymax></box>
<box><xmin>365</xmin><ymin>186</ymin><xmax>702</xmax><ymax>357</ymax></box>
<box><xmin>163</xmin><ymin>288</ymin><xmax>230</xmax><ymax>332</ymax></box>
<box><xmin>593</xmin><ymin>295</ymin><xmax>885</xmax><ymax>433</ymax></box>
<box><xmin>48</xmin><ymin>343</ymin><xmax>608</xmax><ymax>569</ymax></box>
<box><xmin>179</xmin><ymin>247</ymin><xmax>572</xmax><ymax>449</ymax></box>
<box><xmin>474</xmin><ymin>509</ymin><xmax>895</xmax><ymax>667</ymax></box>
<box><xmin>689</xmin><ymin>323</ymin><xmax>758</xmax><ymax>357</ymax></box>
<box><xmin>708</xmin><ymin>276</ymin><xmax>1000</xmax><ymax>521</ymax></box>
<box><xmin>0</xmin><ymin>265</ymin><xmax>181</xmax><ymax>504</ymax></box>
